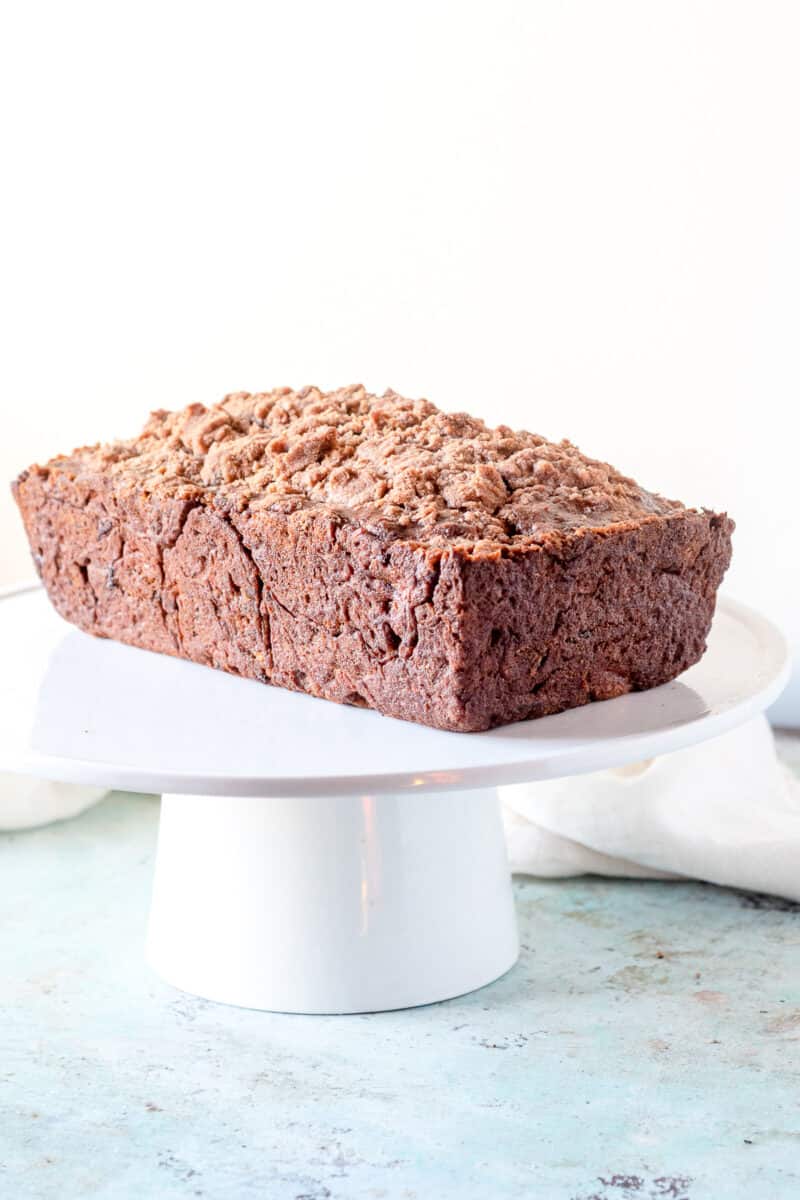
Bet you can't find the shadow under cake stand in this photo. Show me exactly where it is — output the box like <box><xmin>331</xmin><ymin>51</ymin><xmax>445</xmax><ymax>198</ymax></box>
<box><xmin>0</xmin><ymin>586</ymin><xmax>788</xmax><ymax>1014</ymax></box>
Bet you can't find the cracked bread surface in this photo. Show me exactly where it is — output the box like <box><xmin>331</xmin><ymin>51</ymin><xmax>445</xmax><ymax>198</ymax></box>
<box><xmin>12</xmin><ymin>385</ymin><xmax>733</xmax><ymax>731</ymax></box>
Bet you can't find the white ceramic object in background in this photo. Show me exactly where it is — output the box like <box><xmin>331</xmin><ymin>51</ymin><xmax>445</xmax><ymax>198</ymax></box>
<box><xmin>0</xmin><ymin>587</ymin><xmax>789</xmax><ymax>1013</ymax></box>
<box><xmin>0</xmin><ymin>772</ymin><xmax>105</xmax><ymax>831</ymax></box>
<box><xmin>770</xmin><ymin>667</ymin><xmax>800</xmax><ymax>729</ymax></box>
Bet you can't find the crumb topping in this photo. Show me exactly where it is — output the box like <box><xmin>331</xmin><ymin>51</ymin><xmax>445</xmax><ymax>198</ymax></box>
<box><xmin>44</xmin><ymin>385</ymin><xmax>682</xmax><ymax>547</ymax></box>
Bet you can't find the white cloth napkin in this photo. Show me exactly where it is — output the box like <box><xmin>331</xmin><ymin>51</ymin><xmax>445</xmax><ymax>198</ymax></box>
<box><xmin>0</xmin><ymin>774</ymin><xmax>106</xmax><ymax>831</ymax></box>
<box><xmin>501</xmin><ymin>715</ymin><xmax>800</xmax><ymax>901</ymax></box>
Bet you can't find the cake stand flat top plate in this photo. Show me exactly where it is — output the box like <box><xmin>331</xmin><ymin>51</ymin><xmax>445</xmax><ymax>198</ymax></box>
<box><xmin>0</xmin><ymin>586</ymin><xmax>788</xmax><ymax>796</ymax></box>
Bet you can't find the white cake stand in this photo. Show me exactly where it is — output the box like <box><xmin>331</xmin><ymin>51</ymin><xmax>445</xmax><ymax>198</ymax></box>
<box><xmin>0</xmin><ymin>585</ymin><xmax>789</xmax><ymax>1013</ymax></box>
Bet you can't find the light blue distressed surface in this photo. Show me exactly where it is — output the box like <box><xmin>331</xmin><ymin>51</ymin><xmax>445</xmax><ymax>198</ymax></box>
<box><xmin>2</xmin><ymin>785</ymin><xmax>800</xmax><ymax>1200</ymax></box>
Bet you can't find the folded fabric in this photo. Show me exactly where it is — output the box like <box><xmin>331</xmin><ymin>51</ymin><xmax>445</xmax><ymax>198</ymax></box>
<box><xmin>0</xmin><ymin>774</ymin><xmax>106</xmax><ymax>831</ymax></box>
<box><xmin>501</xmin><ymin>716</ymin><xmax>800</xmax><ymax>901</ymax></box>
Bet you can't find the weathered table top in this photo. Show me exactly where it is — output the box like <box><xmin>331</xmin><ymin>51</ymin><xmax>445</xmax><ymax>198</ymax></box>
<box><xmin>3</xmin><ymin>750</ymin><xmax>800</xmax><ymax>1200</ymax></box>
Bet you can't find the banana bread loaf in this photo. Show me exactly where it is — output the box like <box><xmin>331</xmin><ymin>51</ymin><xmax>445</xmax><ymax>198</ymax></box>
<box><xmin>12</xmin><ymin>385</ymin><xmax>733</xmax><ymax>732</ymax></box>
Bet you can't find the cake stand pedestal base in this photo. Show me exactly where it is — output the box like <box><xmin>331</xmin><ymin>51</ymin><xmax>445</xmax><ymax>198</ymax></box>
<box><xmin>146</xmin><ymin>788</ymin><xmax>519</xmax><ymax>1014</ymax></box>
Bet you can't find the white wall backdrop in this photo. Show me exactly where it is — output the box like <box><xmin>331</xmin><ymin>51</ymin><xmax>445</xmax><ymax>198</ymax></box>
<box><xmin>1</xmin><ymin>0</ymin><xmax>798</xmax><ymax>721</ymax></box>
